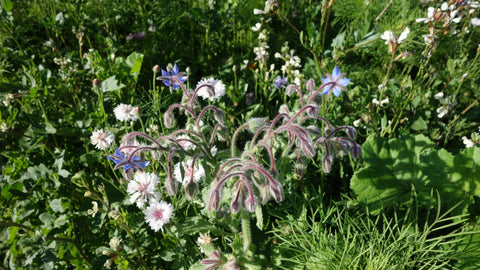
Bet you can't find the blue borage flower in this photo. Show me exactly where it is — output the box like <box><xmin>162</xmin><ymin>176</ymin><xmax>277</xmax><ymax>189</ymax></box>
<box><xmin>108</xmin><ymin>148</ymin><xmax>150</xmax><ymax>179</ymax></box>
<box><xmin>320</xmin><ymin>66</ymin><xmax>351</xmax><ymax>97</ymax></box>
<box><xmin>156</xmin><ymin>64</ymin><xmax>187</xmax><ymax>90</ymax></box>
<box><xmin>273</xmin><ymin>75</ymin><xmax>288</xmax><ymax>89</ymax></box>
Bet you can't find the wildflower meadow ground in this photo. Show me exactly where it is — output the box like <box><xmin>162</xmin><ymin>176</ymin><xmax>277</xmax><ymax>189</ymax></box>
<box><xmin>1</xmin><ymin>0</ymin><xmax>480</xmax><ymax>269</ymax></box>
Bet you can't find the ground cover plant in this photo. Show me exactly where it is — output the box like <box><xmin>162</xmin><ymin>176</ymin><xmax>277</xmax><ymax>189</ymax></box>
<box><xmin>1</xmin><ymin>0</ymin><xmax>480</xmax><ymax>269</ymax></box>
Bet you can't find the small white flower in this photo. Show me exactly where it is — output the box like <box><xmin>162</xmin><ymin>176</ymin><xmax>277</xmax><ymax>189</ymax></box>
<box><xmin>127</xmin><ymin>172</ymin><xmax>161</xmax><ymax>208</ymax></box>
<box><xmin>174</xmin><ymin>158</ymin><xmax>205</xmax><ymax>186</ymax></box>
<box><xmin>434</xmin><ymin>92</ymin><xmax>444</xmax><ymax>100</ymax></box>
<box><xmin>372</xmin><ymin>98</ymin><xmax>380</xmax><ymax>105</ymax></box>
<box><xmin>144</xmin><ymin>201</ymin><xmax>174</xmax><ymax>232</ymax></box>
<box><xmin>196</xmin><ymin>78</ymin><xmax>226</xmax><ymax>101</ymax></box>
<box><xmin>252</xmin><ymin>23</ymin><xmax>261</xmax><ymax>31</ymax></box>
<box><xmin>90</xmin><ymin>129</ymin><xmax>115</xmax><ymax>150</ymax></box>
<box><xmin>109</xmin><ymin>237</ymin><xmax>121</xmax><ymax>249</ymax></box>
<box><xmin>437</xmin><ymin>106</ymin><xmax>449</xmax><ymax>118</ymax></box>
<box><xmin>462</xmin><ymin>136</ymin><xmax>475</xmax><ymax>148</ymax></box>
<box><xmin>398</xmin><ymin>27</ymin><xmax>410</xmax><ymax>44</ymax></box>
<box><xmin>87</xmin><ymin>201</ymin><xmax>99</xmax><ymax>217</ymax></box>
<box><xmin>380</xmin><ymin>98</ymin><xmax>389</xmax><ymax>106</ymax></box>
<box><xmin>472</xmin><ymin>18</ymin><xmax>480</xmax><ymax>27</ymax></box>
<box><xmin>381</xmin><ymin>31</ymin><xmax>396</xmax><ymax>45</ymax></box>
<box><xmin>353</xmin><ymin>119</ymin><xmax>362</xmax><ymax>127</ymax></box>
<box><xmin>113</xmin><ymin>103</ymin><xmax>138</xmax><ymax>122</ymax></box>
<box><xmin>0</xmin><ymin>122</ymin><xmax>7</xmax><ymax>132</ymax></box>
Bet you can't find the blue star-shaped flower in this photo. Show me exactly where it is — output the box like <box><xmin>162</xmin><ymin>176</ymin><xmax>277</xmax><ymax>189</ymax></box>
<box><xmin>320</xmin><ymin>66</ymin><xmax>351</xmax><ymax>97</ymax></box>
<box><xmin>156</xmin><ymin>64</ymin><xmax>187</xmax><ymax>90</ymax></box>
<box><xmin>273</xmin><ymin>76</ymin><xmax>288</xmax><ymax>89</ymax></box>
<box><xmin>108</xmin><ymin>148</ymin><xmax>150</xmax><ymax>179</ymax></box>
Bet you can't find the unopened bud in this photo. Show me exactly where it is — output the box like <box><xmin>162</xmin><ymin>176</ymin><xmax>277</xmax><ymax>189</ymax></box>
<box><xmin>153</xmin><ymin>65</ymin><xmax>160</xmax><ymax>74</ymax></box>
<box><xmin>306</xmin><ymin>104</ymin><xmax>319</xmax><ymax>117</ymax></box>
<box><xmin>84</xmin><ymin>191</ymin><xmax>92</xmax><ymax>197</ymax></box>
<box><xmin>184</xmin><ymin>181</ymin><xmax>199</xmax><ymax>200</ymax></box>
<box><xmin>295</xmin><ymin>162</ymin><xmax>305</xmax><ymax>179</ymax></box>
<box><xmin>285</xmin><ymin>85</ymin><xmax>296</xmax><ymax>96</ymax></box>
<box><xmin>163</xmin><ymin>112</ymin><xmax>174</xmax><ymax>128</ymax></box>
<box><xmin>102</xmin><ymin>250</ymin><xmax>114</xmax><ymax>256</ymax></box>
<box><xmin>247</xmin><ymin>117</ymin><xmax>268</xmax><ymax>132</ymax></box>
<box><xmin>93</xmin><ymin>78</ymin><xmax>100</xmax><ymax>88</ymax></box>
<box><xmin>322</xmin><ymin>154</ymin><xmax>334</xmax><ymax>173</ymax></box>
<box><xmin>301</xmin><ymin>142</ymin><xmax>316</xmax><ymax>158</ymax></box>
<box><xmin>108</xmin><ymin>210</ymin><xmax>121</xmax><ymax>220</ymax></box>
<box><xmin>279</xmin><ymin>104</ymin><xmax>289</xmax><ymax>114</ymax></box>
<box><xmin>350</xmin><ymin>144</ymin><xmax>362</xmax><ymax>159</ymax></box>
<box><xmin>214</xmin><ymin>110</ymin><xmax>225</xmax><ymax>125</ymax></box>
<box><xmin>345</xmin><ymin>126</ymin><xmax>357</xmax><ymax>140</ymax></box>
<box><xmin>269</xmin><ymin>182</ymin><xmax>284</xmax><ymax>202</ymax></box>
<box><xmin>207</xmin><ymin>188</ymin><xmax>222</xmax><ymax>211</ymax></box>
<box><xmin>306</xmin><ymin>78</ymin><xmax>315</xmax><ymax>94</ymax></box>
<box><xmin>165</xmin><ymin>176</ymin><xmax>178</xmax><ymax>196</ymax></box>
<box><xmin>244</xmin><ymin>195</ymin><xmax>258</xmax><ymax>213</ymax></box>
<box><xmin>259</xmin><ymin>184</ymin><xmax>271</xmax><ymax>205</ymax></box>
<box><xmin>230</xmin><ymin>196</ymin><xmax>241</xmax><ymax>214</ymax></box>
<box><xmin>224</xmin><ymin>259</ymin><xmax>241</xmax><ymax>270</ymax></box>
<box><xmin>306</xmin><ymin>125</ymin><xmax>322</xmax><ymax>136</ymax></box>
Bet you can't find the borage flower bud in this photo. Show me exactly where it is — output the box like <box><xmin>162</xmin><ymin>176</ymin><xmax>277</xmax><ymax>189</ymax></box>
<box><xmin>306</xmin><ymin>78</ymin><xmax>315</xmax><ymax>94</ymax></box>
<box><xmin>184</xmin><ymin>181</ymin><xmax>199</xmax><ymax>200</ymax></box>
<box><xmin>214</xmin><ymin>110</ymin><xmax>225</xmax><ymax>125</ymax></box>
<box><xmin>247</xmin><ymin>117</ymin><xmax>268</xmax><ymax>132</ymax></box>
<box><xmin>163</xmin><ymin>112</ymin><xmax>174</xmax><ymax>128</ymax></box>
<box><xmin>259</xmin><ymin>184</ymin><xmax>271</xmax><ymax>205</ymax></box>
<box><xmin>224</xmin><ymin>259</ymin><xmax>241</xmax><ymax>270</ymax></box>
<box><xmin>295</xmin><ymin>161</ymin><xmax>305</xmax><ymax>179</ymax></box>
<box><xmin>279</xmin><ymin>104</ymin><xmax>290</xmax><ymax>114</ymax></box>
<box><xmin>350</xmin><ymin>144</ymin><xmax>362</xmax><ymax>159</ymax></box>
<box><xmin>306</xmin><ymin>104</ymin><xmax>319</xmax><ymax>117</ymax></box>
<box><xmin>322</xmin><ymin>154</ymin><xmax>334</xmax><ymax>173</ymax></box>
<box><xmin>306</xmin><ymin>125</ymin><xmax>322</xmax><ymax>136</ymax></box>
<box><xmin>244</xmin><ymin>195</ymin><xmax>258</xmax><ymax>213</ymax></box>
<box><xmin>269</xmin><ymin>182</ymin><xmax>284</xmax><ymax>202</ymax></box>
<box><xmin>301</xmin><ymin>142</ymin><xmax>316</xmax><ymax>159</ymax></box>
<box><xmin>285</xmin><ymin>85</ymin><xmax>296</xmax><ymax>96</ymax></box>
<box><xmin>165</xmin><ymin>176</ymin><xmax>178</xmax><ymax>196</ymax></box>
<box><xmin>207</xmin><ymin>188</ymin><xmax>222</xmax><ymax>211</ymax></box>
<box><xmin>345</xmin><ymin>126</ymin><xmax>357</xmax><ymax>140</ymax></box>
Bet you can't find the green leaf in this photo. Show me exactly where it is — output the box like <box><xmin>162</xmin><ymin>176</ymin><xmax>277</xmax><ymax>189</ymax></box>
<box><xmin>1</xmin><ymin>0</ymin><xmax>14</xmax><ymax>12</ymax></box>
<box><xmin>351</xmin><ymin>135</ymin><xmax>449</xmax><ymax>214</ymax></box>
<box><xmin>49</xmin><ymin>199</ymin><xmax>65</xmax><ymax>213</ymax></box>
<box><xmin>101</xmin><ymin>75</ymin><xmax>125</xmax><ymax>92</ymax></box>
<box><xmin>411</xmin><ymin>116</ymin><xmax>428</xmax><ymax>131</ymax></box>
<box><xmin>126</xmin><ymin>52</ymin><xmax>144</xmax><ymax>77</ymax></box>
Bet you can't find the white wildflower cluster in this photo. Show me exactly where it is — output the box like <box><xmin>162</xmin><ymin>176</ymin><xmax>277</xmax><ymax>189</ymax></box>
<box><xmin>462</xmin><ymin>128</ymin><xmax>480</xmax><ymax>148</ymax></box>
<box><xmin>380</xmin><ymin>27</ymin><xmax>410</xmax><ymax>53</ymax></box>
<box><xmin>434</xmin><ymin>92</ymin><xmax>457</xmax><ymax>118</ymax></box>
<box><xmin>127</xmin><ymin>171</ymin><xmax>174</xmax><ymax>232</ymax></box>
<box><xmin>416</xmin><ymin>1</ymin><xmax>480</xmax><ymax>49</ymax></box>
<box><xmin>253</xmin><ymin>25</ymin><xmax>269</xmax><ymax>65</ymax></box>
<box><xmin>274</xmin><ymin>42</ymin><xmax>303</xmax><ymax>86</ymax></box>
<box><xmin>2</xmin><ymin>93</ymin><xmax>14</xmax><ymax>106</ymax></box>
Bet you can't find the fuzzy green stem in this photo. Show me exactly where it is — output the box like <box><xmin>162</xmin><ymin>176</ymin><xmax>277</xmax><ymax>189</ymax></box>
<box><xmin>231</xmin><ymin>122</ymin><xmax>249</xmax><ymax>158</ymax></box>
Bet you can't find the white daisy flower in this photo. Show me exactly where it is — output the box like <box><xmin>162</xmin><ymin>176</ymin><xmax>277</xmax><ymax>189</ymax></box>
<box><xmin>144</xmin><ymin>201</ymin><xmax>174</xmax><ymax>232</ymax></box>
<box><xmin>195</xmin><ymin>78</ymin><xmax>226</xmax><ymax>101</ymax></box>
<box><xmin>127</xmin><ymin>172</ymin><xmax>161</xmax><ymax>208</ymax></box>
<box><xmin>90</xmin><ymin>129</ymin><xmax>115</xmax><ymax>150</ymax></box>
<box><xmin>113</xmin><ymin>103</ymin><xmax>138</xmax><ymax>122</ymax></box>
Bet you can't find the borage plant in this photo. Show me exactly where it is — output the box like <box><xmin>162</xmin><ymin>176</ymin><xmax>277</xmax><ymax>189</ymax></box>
<box><xmin>105</xmin><ymin>64</ymin><xmax>361</xmax><ymax>268</ymax></box>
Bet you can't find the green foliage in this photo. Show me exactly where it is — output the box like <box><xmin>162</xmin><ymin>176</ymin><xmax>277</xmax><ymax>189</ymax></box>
<box><xmin>351</xmin><ymin>134</ymin><xmax>480</xmax><ymax>216</ymax></box>
<box><xmin>271</xmin><ymin>198</ymin><xmax>480</xmax><ymax>270</ymax></box>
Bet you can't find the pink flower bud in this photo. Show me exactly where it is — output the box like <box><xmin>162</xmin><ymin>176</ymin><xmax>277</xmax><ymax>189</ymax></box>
<box><xmin>207</xmin><ymin>188</ymin><xmax>222</xmax><ymax>211</ymax></box>
<box><xmin>322</xmin><ymin>154</ymin><xmax>334</xmax><ymax>173</ymax></box>
<box><xmin>165</xmin><ymin>176</ymin><xmax>178</xmax><ymax>196</ymax></box>
<box><xmin>93</xmin><ymin>78</ymin><xmax>100</xmax><ymax>87</ymax></box>
<box><xmin>163</xmin><ymin>112</ymin><xmax>174</xmax><ymax>128</ymax></box>
<box><xmin>345</xmin><ymin>126</ymin><xmax>357</xmax><ymax>140</ymax></box>
<box><xmin>152</xmin><ymin>65</ymin><xmax>160</xmax><ymax>74</ymax></box>
<box><xmin>244</xmin><ymin>195</ymin><xmax>258</xmax><ymax>213</ymax></box>
<box><xmin>269</xmin><ymin>182</ymin><xmax>284</xmax><ymax>202</ymax></box>
<box><xmin>350</xmin><ymin>144</ymin><xmax>362</xmax><ymax>159</ymax></box>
